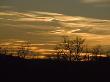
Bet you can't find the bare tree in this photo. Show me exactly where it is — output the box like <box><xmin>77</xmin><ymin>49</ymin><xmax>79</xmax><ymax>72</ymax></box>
<box><xmin>0</xmin><ymin>47</ymin><xmax>8</xmax><ymax>55</ymax></box>
<box><xmin>55</xmin><ymin>36</ymin><xmax>85</xmax><ymax>62</ymax></box>
<box><xmin>17</xmin><ymin>41</ymin><xmax>31</xmax><ymax>58</ymax></box>
<box><xmin>91</xmin><ymin>45</ymin><xmax>103</xmax><ymax>61</ymax></box>
<box><xmin>106</xmin><ymin>50</ymin><xmax>110</xmax><ymax>58</ymax></box>
<box><xmin>72</xmin><ymin>36</ymin><xmax>85</xmax><ymax>61</ymax></box>
<box><xmin>83</xmin><ymin>44</ymin><xmax>90</xmax><ymax>61</ymax></box>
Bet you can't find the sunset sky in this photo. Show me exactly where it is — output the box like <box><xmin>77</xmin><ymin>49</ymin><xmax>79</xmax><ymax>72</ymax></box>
<box><xmin>0</xmin><ymin>0</ymin><xmax>110</xmax><ymax>54</ymax></box>
<box><xmin>0</xmin><ymin>0</ymin><xmax>110</xmax><ymax>19</ymax></box>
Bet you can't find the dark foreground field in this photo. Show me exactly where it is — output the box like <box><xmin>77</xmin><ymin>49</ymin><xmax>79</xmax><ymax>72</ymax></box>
<box><xmin>0</xmin><ymin>55</ymin><xmax>110</xmax><ymax>82</ymax></box>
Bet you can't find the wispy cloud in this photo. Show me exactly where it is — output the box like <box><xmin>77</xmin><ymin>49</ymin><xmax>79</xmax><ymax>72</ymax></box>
<box><xmin>82</xmin><ymin>0</ymin><xmax>110</xmax><ymax>3</ymax></box>
<box><xmin>16</xmin><ymin>17</ymin><xmax>54</xmax><ymax>22</ymax></box>
<box><xmin>81</xmin><ymin>0</ymin><xmax>110</xmax><ymax>7</ymax></box>
<box><xmin>0</xmin><ymin>10</ymin><xmax>110</xmax><ymax>49</ymax></box>
<box><xmin>0</xmin><ymin>12</ymin><xmax>15</xmax><ymax>16</ymax></box>
<box><xmin>30</xmin><ymin>11</ymin><xmax>63</xmax><ymax>16</ymax></box>
<box><xmin>0</xmin><ymin>6</ymin><xmax>12</xmax><ymax>9</ymax></box>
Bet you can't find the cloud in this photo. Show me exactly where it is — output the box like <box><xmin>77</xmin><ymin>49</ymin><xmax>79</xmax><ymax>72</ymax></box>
<box><xmin>82</xmin><ymin>0</ymin><xmax>110</xmax><ymax>3</ymax></box>
<box><xmin>16</xmin><ymin>17</ymin><xmax>54</xmax><ymax>22</ymax></box>
<box><xmin>0</xmin><ymin>12</ymin><xmax>15</xmax><ymax>16</ymax></box>
<box><xmin>0</xmin><ymin>10</ymin><xmax>110</xmax><ymax>47</ymax></box>
<box><xmin>81</xmin><ymin>0</ymin><xmax>110</xmax><ymax>6</ymax></box>
<box><xmin>30</xmin><ymin>11</ymin><xmax>63</xmax><ymax>16</ymax></box>
<box><xmin>0</xmin><ymin>6</ymin><xmax>12</xmax><ymax>9</ymax></box>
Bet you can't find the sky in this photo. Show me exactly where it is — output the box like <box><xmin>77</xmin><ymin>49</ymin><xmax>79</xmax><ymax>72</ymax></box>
<box><xmin>0</xmin><ymin>0</ymin><xmax>110</xmax><ymax>19</ymax></box>
<box><xmin>0</xmin><ymin>0</ymin><xmax>110</xmax><ymax>54</ymax></box>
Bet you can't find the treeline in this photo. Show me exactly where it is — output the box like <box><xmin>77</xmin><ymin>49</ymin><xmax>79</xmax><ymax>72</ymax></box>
<box><xmin>0</xmin><ymin>41</ymin><xmax>37</xmax><ymax>59</ymax></box>
<box><xmin>0</xmin><ymin>36</ymin><xmax>110</xmax><ymax>62</ymax></box>
<box><xmin>54</xmin><ymin>36</ymin><xmax>110</xmax><ymax>62</ymax></box>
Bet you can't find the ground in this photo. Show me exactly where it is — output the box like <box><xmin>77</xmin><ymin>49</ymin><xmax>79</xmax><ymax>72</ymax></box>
<box><xmin>0</xmin><ymin>54</ymin><xmax>110</xmax><ymax>81</ymax></box>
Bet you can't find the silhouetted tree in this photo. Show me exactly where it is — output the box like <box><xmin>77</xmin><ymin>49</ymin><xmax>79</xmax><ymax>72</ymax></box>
<box><xmin>0</xmin><ymin>47</ymin><xmax>8</xmax><ymax>55</ymax></box>
<box><xmin>17</xmin><ymin>41</ymin><xmax>31</xmax><ymax>58</ymax></box>
<box><xmin>55</xmin><ymin>36</ymin><xmax>85</xmax><ymax>62</ymax></box>
<box><xmin>72</xmin><ymin>36</ymin><xmax>85</xmax><ymax>61</ymax></box>
<box><xmin>105</xmin><ymin>50</ymin><xmax>110</xmax><ymax>58</ymax></box>
<box><xmin>91</xmin><ymin>45</ymin><xmax>103</xmax><ymax>61</ymax></box>
<box><xmin>83</xmin><ymin>45</ymin><xmax>90</xmax><ymax>61</ymax></box>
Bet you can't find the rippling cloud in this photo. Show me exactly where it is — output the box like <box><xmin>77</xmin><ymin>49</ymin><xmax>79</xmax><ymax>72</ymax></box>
<box><xmin>0</xmin><ymin>10</ymin><xmax>110</xmax><ymax>53</ymax></box>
